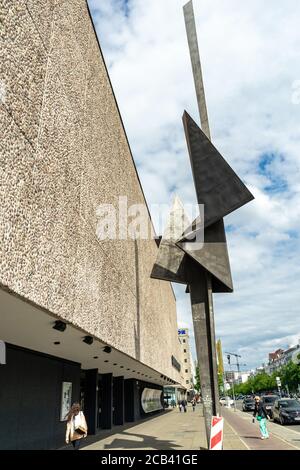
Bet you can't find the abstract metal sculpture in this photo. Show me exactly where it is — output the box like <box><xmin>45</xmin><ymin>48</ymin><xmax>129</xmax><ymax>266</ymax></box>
<box><xmin>151</xmin><ymin>0</ymin><xmax>254</xmax><ymax>446</ymax></box>
<box><xmin>151</xmin><ymin>195</ymin><xmax>192</xmax><ymax>285</ymax></box>
<box><xmin>182</xmin><ymin>111</ymin><xmax>254</xmax><ymax>229</ymax></box>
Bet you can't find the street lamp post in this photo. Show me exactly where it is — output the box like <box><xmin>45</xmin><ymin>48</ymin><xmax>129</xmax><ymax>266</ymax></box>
<box><xmin>276</xmin><ymin>376</ymin><xmax>282</xmax><ymax>398</ymax></box>
<box><xmin>227</xmin><ymin>355</ymin><xmax>236</xmax><ymax>411</ymax></box>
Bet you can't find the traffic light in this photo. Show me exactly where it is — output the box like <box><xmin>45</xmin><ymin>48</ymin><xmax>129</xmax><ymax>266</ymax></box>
<box><xmin>227</xmin><ymin>354</ymin><xmax>230</xmax><ymax>364</ymax></box>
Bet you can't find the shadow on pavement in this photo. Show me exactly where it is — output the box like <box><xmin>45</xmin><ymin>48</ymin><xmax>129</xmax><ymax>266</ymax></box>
<box><xmin>61</xmin><ymin>410</ymin><xmax>174</xmax><ymax>450</ymax></box>
<box><xmin>102</xmin><ymin>431</ymin><xmax>181</xmax><ymax>450</ymax></box>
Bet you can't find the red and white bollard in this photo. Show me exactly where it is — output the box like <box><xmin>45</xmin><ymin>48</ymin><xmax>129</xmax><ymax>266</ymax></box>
<box><xmin>209</xmin><ymin>416</ymin><xmax>224</xmax><ymax>450</ymax></box>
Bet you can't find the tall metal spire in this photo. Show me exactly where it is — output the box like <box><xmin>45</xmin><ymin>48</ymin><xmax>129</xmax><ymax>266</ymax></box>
<box><xmin>152</xmin><ymin>0</ymin><xmax>254</xmax><ymax>449</ymax></box>
<box><xmin>183</xmin><ymin>0</ymin><xmax>211</xmax><ymax>139</ymax></box>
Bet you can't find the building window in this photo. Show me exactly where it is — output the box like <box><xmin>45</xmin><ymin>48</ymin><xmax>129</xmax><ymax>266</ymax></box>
<box><xmin>183</xmin><ymin>339</ymin><xmax>186</xmax><ymax>343</ymax></box>
<box><xmin>184</xmin><ymin>359</ymin><xmax>187</xmax><ymax>363</ymax></box>
<box><xmin>185</xmin><ymin>369</ymin><xmax>188</xmax><ymax>373</ymax></box>
<box><xmin>184</xmin><ymin>349</ymin><xmax>187</xmax><ymax>353</ymax></box>
<box><xmin>186</xmin><ymin>380</ymin><xmax>189</xmax><ymax>384</ymax></box>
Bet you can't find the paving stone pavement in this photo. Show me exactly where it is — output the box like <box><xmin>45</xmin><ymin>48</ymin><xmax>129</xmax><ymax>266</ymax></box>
<box><xmin>81</xmin><ymin>405</ymin><xmax>207</xmax><ymax>450</ymax></box>
<box><xmin>64</xmin><ymin>403</ymin><xmax>291</xmax><ymax>451</ymax></box>
<box><xmin>73</xmin><ymin>404</ymin><xmax>248</xmax><ymax>451</ymax></box>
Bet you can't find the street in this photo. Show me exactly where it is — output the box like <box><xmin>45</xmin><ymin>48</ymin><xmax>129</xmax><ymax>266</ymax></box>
<box><xmin>220</xmin><ymin>401</ymin><xmax>300</xmax><ymax>450</ymax></box>
<box><xmin>234</xmin><ymin>400</ymin><xmax>300</xmax><ymax>434</ymax></box>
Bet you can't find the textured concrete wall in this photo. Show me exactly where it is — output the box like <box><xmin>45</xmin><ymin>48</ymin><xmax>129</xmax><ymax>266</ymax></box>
<box><xmin>0</xmin><ymin>0</ymin><xmax>182</xmax><ymax>381</ymax></box>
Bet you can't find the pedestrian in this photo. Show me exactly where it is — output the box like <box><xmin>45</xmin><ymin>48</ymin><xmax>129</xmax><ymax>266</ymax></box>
<box><xmin>171</xmin><ymin>399</ymin><xmax>176</xmax><ymax>408</ymax></box>
<box><xmin>65</xmin><ymin>402</ymin><xmax>88</xmax><ymax>450</ymax></box>
<box><xmin>178</xmin><ymin>400</ymin><xmax>182</xmax><ymax>412</ymax></box>
<box><xmin>191</xmin><ymin>397</ymin><xmax>196</xmax><ymax>412</ymax></box>
<box><xmin>182</xmin><ymin>399</ymin><xmax>187</xmax><ymax>413</ymax></box>
<box><xmin>252</xmin><ymin>396</ymin><xmax>270</xmax><ymax>440</ymax></box>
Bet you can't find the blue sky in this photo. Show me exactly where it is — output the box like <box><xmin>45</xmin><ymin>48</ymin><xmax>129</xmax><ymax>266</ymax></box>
<box><xmin>88</xmin><ymin>0</ymin><xmax>300</xmax><ymax>370</ymax></box>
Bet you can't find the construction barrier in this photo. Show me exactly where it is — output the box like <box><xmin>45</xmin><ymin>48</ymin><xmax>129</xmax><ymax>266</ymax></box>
<box><xmin>209</xmin><ymin>416</ymin><xmax>224</xmax><ymax>450</ymax></box>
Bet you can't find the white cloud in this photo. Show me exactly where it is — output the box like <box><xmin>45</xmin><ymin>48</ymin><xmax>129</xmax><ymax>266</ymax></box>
<box><xmin>88</xmin><ymin>0</ymin><xmax>300</xmax><ymax>369</ymax></box>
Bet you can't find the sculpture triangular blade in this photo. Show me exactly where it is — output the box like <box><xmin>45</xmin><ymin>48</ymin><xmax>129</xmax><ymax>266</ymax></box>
<box><xmin>177</xmin><ymin>219</ymin><xmax>233</xmax><ymax>292</ymax></box>
<box><xmin>183</xmin><ymin>111</ymin><xmax>254</xmax><ymax>228</ymax></box>
<box><xmin>151</xmin><ymin>196</ymin><xmax>191</xmax><ymax>284</ymax></box>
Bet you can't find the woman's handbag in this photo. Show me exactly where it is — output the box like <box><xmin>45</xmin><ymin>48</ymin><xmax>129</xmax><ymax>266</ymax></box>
<box><xmin>74</xmin><ymin>425</ymin><xmax>86</xmax><ymax>435</ymax></box>
<box><xmin>256</xmin><ymin>415</ymin><xmax>262</xmax><ymax>421</ymax></box>
<box><xmin>74</xmin><ymin>413</ymin><xmax>87</xmax><ymax>435</ymax></box>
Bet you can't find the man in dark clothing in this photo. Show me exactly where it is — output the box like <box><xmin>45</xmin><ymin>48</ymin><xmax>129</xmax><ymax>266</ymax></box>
<box><xmin>181</xmin><ymin>399</ymin><xmax>187</xmax><ymax>413</ymax></box>
<box><xmin>253</xmin><ymin>396</ymin><xmax>270</xmax><ymax>439</ymax></box>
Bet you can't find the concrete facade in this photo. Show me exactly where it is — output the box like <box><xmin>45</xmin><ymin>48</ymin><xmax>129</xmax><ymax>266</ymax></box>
<box><xmin>0</xmin><ymin>0</ymin><xmax>182</xmax><ymax>383</ymax></box>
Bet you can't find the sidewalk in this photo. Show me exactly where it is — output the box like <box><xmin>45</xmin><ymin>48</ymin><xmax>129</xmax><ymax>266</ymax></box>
<box><xmin>64</xmin><ymin>404</ymin><xmax>297</xmax><ymax>451</ymax></box>
<box><xmin>81</xmin><ymin>406</ymin><xmax>207</xmax><ymax>450</ymax></box>
<box><xmin>75</xmin><ymin>405</ymin><xmax>246</xmax><ymax>451</ymax></box>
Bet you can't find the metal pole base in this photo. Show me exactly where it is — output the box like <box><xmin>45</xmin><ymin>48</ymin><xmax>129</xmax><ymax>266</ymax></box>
<box><xmin>189</xmin><ymin>268</ymin><xmax>220</xmax><ymax>447</ymax></box>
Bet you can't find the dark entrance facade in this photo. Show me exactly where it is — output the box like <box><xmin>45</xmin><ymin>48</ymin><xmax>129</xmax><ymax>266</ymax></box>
<box><xmin>0</xmin><ymin>344</ymin><xmax>164</xmax><ymax>449</ymax></box>
<box><xmin>0</xmin><ymin>344</ymin><xmax>81</xmax><ymax>450</ymax></box>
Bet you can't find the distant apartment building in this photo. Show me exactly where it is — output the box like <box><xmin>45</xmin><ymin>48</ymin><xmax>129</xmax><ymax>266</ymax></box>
<box><xmin>225</xmin><ymin>370</ymin><xmax>250</xmax><ymax>385</ymax></box>
<box><xmin>238</xmin><ymin>372</ymin><xmax>251</xmax><ymax>384</ymax></box>
<box><xmin>225</xmin><ymin>370</ymin><xmax>237</xmax><ymax>383</ymax></box>
<box><xmin>269</xmin><ymin>349</ymin><xmax>284</xmax><ymax>364</ymax></box>
<box><xmin>178</xmin><ymin>328</ymin><xmax>195</xmax><ymax>390</ymax></box>
<box><xmin>254</xmin><ymin>365</ymin><xmax>266</xmax><ymax>375</ymax></box>
<box><xmin>265</xmin><ymin>341</ymin><xmax>300</xmax><ymax>375</ymax></box>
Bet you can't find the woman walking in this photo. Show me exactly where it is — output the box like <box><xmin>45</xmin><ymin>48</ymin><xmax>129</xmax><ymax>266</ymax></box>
<box><xmin>191</xmin><ymin>397</ymin><xmax>196</xmax><ymax>412</ymax></box>
<box><xmin>253</xmin><ymin>396</ymin><xmax>270</xmax><ymax>439</ymax></box>
<box><xmin>65</xmin><ymin>403</ymin><xmax>88</xmax><ymax>450</ymax></box>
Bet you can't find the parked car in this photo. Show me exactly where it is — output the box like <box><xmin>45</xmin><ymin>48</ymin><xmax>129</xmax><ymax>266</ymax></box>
<box><xmin>261</xmin><ymin>395</ymin><xmax>278</xmax><ymax>418</ymax></box>
<box><xmin>242</xmin><ymin>397</ymin><xmax>255</xmax><ymax>412</ymax></box>
<box><xmin>273</xmin><ymin>399</ymin><xmax>300</xmax><ymax>425</ymax></box>
<box><xmin>220</xmin><ymin>396</ymin><xmax>234</xmax><ymax>406</ymax></box>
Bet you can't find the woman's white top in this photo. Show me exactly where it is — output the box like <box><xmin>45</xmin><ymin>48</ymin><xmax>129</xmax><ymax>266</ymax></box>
<box><xmin>73</xmin><ymin>411</ymin><xmax>83</xmax><ymax>431</ymax></box>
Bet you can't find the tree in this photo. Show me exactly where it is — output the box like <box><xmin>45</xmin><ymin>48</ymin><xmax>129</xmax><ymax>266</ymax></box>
<box><xmin>280</xmin><ymin>362</ymin><xmax>300</xmax><ymax>392</ymax></box>
<box><xmin>194</xmin><ymin>365</ymin><xmax>201</xmax><ymax>392</ymax></box>
<box><xmin>228</xmin><ymin>361</ymin><xmax>300</xmax><ymax>396</ymax></box>
<box><xmin>252</xmin><ymin>372</ymin><xmax>276</xmax><ymax>392</ymax></box>
<box><xmin>218</xmin><ymin>373</ymin><xmax>224</xmax><ymax>395</ymax></box>
<box><xmin>227</xmin><ymin>372</ymin><xmax>277</xmax><ymax>396</ymax></box>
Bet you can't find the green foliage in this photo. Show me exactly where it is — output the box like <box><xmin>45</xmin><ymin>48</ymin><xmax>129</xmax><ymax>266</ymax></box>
<box><xmin>280</xmin><ymin>361</ymin><xmax>300</xmax><ymax>391</ymax></box>
<box><xmin>230</xmin><ymin>361</ymin><xmax>300</xmax><ymax>395</ymax></box>
<box><xmin>194</xmin><ymin>365</ymin><xmax>200</xmax><ymax>392</ymax></box>
<box><xmin>218</xmin><ymin>373</ymin><xmax>224</xmax><ymax>394</ymax></box>
<box><xmin>195</xmin><ymin>360</ymin><xmax>300</xmax><ymax>397</ymax></box>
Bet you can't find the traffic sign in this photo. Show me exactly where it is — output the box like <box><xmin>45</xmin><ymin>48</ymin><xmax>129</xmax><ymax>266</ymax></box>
<box><xmin>276</xmin><ymin>376</ymin><xmax>281</xmax><ymax>387</ymax></box>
